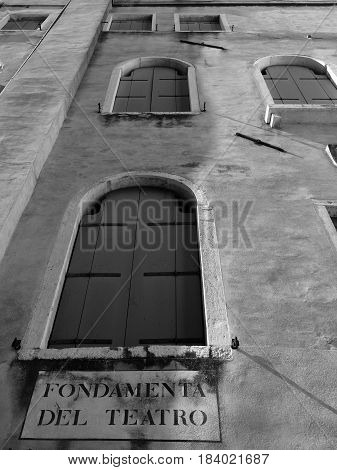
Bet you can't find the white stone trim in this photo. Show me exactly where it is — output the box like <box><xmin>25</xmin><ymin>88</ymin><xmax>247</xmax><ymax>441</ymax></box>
<box><xmin>19</xmin><ymin>172</ymin><xmax>232</xmax><ymax>361</ymax></box>
<box><xmin>174</xmin><ymin>14</ymin><xmax>228</xmax><ymax>32</ymax></box>
<box><xmin>102</xmin><ymin>57</ymin><xmax>200</xmax><ymax>115</ymax></box>
<box><xmin>101</xmin><ymin>12</ymin><xmax>113</xmax><ymax>32</ymax></box>
<box><xmin>219</xmin><ymin>14</ymin><xmax>230</xmax><ymax>31</ymax></box>
<box><xmin>102</xmin><ymin>13</ymin><xmax>156</xmax><ymax>32</ymax></box>
<box><xmin>0</xmin><ymin>9</ymin><xmax>59</xmax><ymax>32</ymax></box>
<box><xmin>313</xmin><ymin>200</ymin><xmax>337</xmax><ymax>254</ymax></box>
<box><xmin>254</xmin><ymin>55</ymin><xmax>337</xmax><ymax>128</ymax></box>
<box><xmin>174</xmin><ymin>13</ymin><xmax>180</xmax><ymax>32</ymax></box>
<box><xmin>325</xmin><ymin>145</ymin><xmax>337</xmax><ymax>168</ymax></box>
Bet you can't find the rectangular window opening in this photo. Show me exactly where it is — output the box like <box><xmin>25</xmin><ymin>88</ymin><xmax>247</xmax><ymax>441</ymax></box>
<box><xmin>315</xmin><ymin>202</ymin><xmax>337</xmax><ymax>255</ymax></box>
<box><xmin>177</xmin><ymin>14</ymin><xmax>226</xmax><ymax>32</ymax></box>
<box><xmin>2</xmin><ymin>16</ymin><xmax>47</xmax><ymax>30</ymax></box>
<box><xmin>107</xmin><ymin>14</ymin><xmax>155</xmax><ymax>32</ymax></box>
<box><xmin>113</xmin><ymin>66</ymin><xmax>190</xmax><ymax>113</ymax></box>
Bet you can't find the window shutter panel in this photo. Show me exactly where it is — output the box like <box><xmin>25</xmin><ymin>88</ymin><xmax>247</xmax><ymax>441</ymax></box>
<box><xmin>264</xmin><ymin>65</ymin><xmax>337</xmax><ymax>104</ymax></box>
<box><xmin>50</xmin><ymin>187</ymin><xmax>204</xmax><ymax>348</ymax></box>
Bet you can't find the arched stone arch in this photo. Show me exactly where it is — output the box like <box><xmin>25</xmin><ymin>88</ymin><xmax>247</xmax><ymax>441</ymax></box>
<box><xmin>20</xmin><ymin>172</ymin><xmax>231</xmax><ymax>361</ymax></box>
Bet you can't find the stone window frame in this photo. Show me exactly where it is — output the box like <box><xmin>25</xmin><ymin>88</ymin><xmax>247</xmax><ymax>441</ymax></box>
<box><xmin>102</xmin><ymin>57</ymin><xmax>200</xmax><ymax>115</ymax></box>
<box><xmin>102</xmin><ymin>13</ymin><xmax>157</xmax><ymax>32</ymax></box>
<box><xmin>314</xmin><ymin>200</ymin><xmax>337</xmax><ymax>254</ymax></box>
<box><xmin>254</xmin><ymin>55</ymin><xmax>337</xmax><ymax>128</ymax></box>
<box><xmin>174</xmin><ymin>14</ymin><xmax>229</xmax><ymax>32</ymax></box>
<box><xmin>325</xmin><ymin>145</ymin><xmax>337</xmax><ymax>168</ymax></box>
<box><xmin>0</xmin><ymin>9</ymin><xmax>58</xmax><ymax>32</ymax></box>
<box><xmin>19</xmin><ymin>172</ymin><xmax>232</xmax><ymax>361</ymax></box>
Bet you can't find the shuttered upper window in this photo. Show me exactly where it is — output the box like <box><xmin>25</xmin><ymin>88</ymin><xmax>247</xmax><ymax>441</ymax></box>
<box><xmin>110</xmin><ymin>16</ymin><xmax>152</xmax><ymax>31</ymax></box>
<box><xmin>175</xmin><ymin>14</ymin><xmax>226</xmax><ymax>32</ymax></box>
<box><xmin>262</xmin><ymin>65</ymin><xmax>337</xmax><ymax>104</ymax></box>
<box><xmin>113</xmin><ymin>66</ymin><xmax>190</xmax><ymax>113</ymax></box>
<box><xmin>49</xmin><ymin>186</ymin><xmax>205</xmax><ymax>348</ymax></box>
<box><xmin>2</xmin><ymin>16</ymin><xmax>47</xmax><ymax>30</ymax></box>
<box><xmin>180</xmin><ymin>16</ymin><xmax>221</xmax><ymax>31</ymax></box>
<box><xmin>102</xmin><ymin>57</ymin><xmax>199</xmax><ymax>114</ymax></box>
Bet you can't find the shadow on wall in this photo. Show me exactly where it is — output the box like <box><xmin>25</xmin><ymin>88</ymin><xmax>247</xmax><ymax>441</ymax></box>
<box><xmin>279</xmin><ymin>122</ymin><xmax>337</xmax><ymax>147</ymax></box>
<box><xmin>238</xmin><ymin>349</ymin><xmax>337</xmax><ymax>417</ymax></box>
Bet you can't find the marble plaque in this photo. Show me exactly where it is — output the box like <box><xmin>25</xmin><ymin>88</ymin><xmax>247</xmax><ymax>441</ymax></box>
<box><xmin>21</xmin><ymin>370</ymin><xmax>220</xmax><ymax>441</ymax></box>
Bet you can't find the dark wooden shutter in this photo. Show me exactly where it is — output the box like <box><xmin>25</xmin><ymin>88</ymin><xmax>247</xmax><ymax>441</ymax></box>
<box><xmin>3</xmin><ymin>17</ymin><xmax>45</xmax><ymax>30</ymax></box>
<box><xmin>49</xmin><ymin>188</ymin><xmax>138</xmax><ymax>347</ymax></box>
<box><xmin>114</xmin><ymin>68</ymin><xmax>153</xmax><ymax>112</ymax></box>
<box><xmin>152</xmin><ymin>67</ymin><xmax>190</xmax><ymax>112</ymax></box>
<box><xmin>175</xmin><ymin>70</ymin><xmax>190</xmax><ymax>112</ymax></box>
<box><xmin>151</xmin><ymin>67</ymin><xmax>177</xmax><ymax>112</ymax></box>
<box><xmin>180</xmin><ymin>16</ymin><xmax>220</xmax><ymax>31</ymax></box>
<box><xmin>110</xmin><ymin>17</ymin><xmax>152</xmax><ymax>31</ymax></box>
<box><xmin>125</xmin><ymin>188</ymin><xmax>177</xmax><ymax>345</ymax></box>
<box><xmin>113</xmin><ymin>66</ymin><xmax>190</xmax><ymax>113</ymax></box>
<box><xmin>125</xmin><ymin>188</ymin><xmax>204</xmax><ymax>346</ymax></box>
<box><xmin>263</xmin><ymin>65</ymin><xmax>337</xmax><ymax>104</ymax></box>
<box><xmin>49</xmin><ymin>187</ymin><xmax>204</xmax><ymax>348</ymax></box>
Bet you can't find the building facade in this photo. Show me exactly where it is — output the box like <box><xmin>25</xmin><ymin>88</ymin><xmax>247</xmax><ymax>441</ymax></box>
<box><xmin>1</xmin><ymin>0</ymin><xmax>337</xmax><ymax>449</ymax></box>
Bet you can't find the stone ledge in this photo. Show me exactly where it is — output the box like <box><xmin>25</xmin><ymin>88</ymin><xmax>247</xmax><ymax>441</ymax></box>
<box><xmin>0</xmin><ymin>0</ymin><xmax>110</xmax><ymax>263</ymax></box>
<box><xmin>18</xmin><ymin>345</ymin><xmax>234</xmax><ymax>361</ymax></box>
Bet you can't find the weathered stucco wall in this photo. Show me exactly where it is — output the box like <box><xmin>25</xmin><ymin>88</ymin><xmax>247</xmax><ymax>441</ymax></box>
<box><xmin>1</xmin><ymin>1</ymin><xmax>337</xmax><ymax>450</ymax></box>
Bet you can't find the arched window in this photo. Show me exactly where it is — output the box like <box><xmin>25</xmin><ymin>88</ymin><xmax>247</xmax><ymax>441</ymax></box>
<box><xmin>102</xmin><ymin>57</ymin><xmax>200</xmax><ymax>114</ymax></box>
<box><xmin>48</xmin><ymin>186</ymin><xmax>205</xmax><ymax>348</ymax></box>
<box><xmin>254</xmin><ymin>55</ymin><xmax>337</xmax><ymax>127</ymax></box>
<box><xmin>262</xmin><ymin>64</ymin><xmax>337</xmax><ymax>104</ymax></box>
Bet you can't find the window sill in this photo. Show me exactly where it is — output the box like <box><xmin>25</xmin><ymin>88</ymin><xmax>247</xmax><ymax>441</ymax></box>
<box><xmin>18</xmin><ymin>345</ymin><xmax>233</xmax><ymax>361</ymax></box>
<box><xmin>101</xmin><ymin>111</ymin><xmax>200</xmax><ymax>116</ymax></box>
<box><xmin>265</xmin><ymin>103</ymin><xmax>337</xmax><ymax>128</ymax></box>
<box><xmin>104</xmin><ymin>30</ymin><xmax>154</xmax><ymax>33</ymax></box>
<box><xmin>178</xmin><ymin>30</ymin><xmax>225</xmax><ymax>33</ymax></box>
